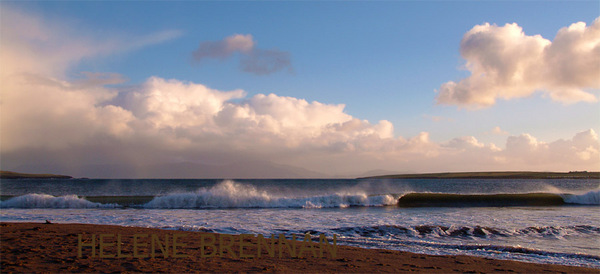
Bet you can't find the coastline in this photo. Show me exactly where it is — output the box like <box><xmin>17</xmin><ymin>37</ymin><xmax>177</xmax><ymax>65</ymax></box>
<box><xmin>359</xmin><ymin>171</ymin><xmax>600</xmax><ymax>179</ymax></box>
<box><xmin>1</xmin><ymin>222</ymin><xmax>597</xmax><ymax>273</ymax></box>
<box><xmin>0</xmin><ymin>171</ymin><xmax>73</xmax><ymax>179</ymax></box>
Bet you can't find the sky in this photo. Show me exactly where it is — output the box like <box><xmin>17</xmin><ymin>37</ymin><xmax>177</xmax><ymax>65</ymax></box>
<box><xmin>1</xmin><ymin>1</ymin><xmax>599</xmax><ymax>178</ymax></box>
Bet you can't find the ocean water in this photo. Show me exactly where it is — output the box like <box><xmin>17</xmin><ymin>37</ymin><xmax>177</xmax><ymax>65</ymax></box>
<box><xmin>1</xmin><ymin>178</ymin><xmax>598</xmax><ymax>268</ymax></box>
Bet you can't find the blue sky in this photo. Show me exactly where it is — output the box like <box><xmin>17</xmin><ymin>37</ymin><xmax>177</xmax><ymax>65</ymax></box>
<box><xmin>1</xmin><ymin>1</ymin><xmax>599</xmax><ymax>177</ymax></box>
<box><xmin>41</xmin><ymin>1</ymin><xmax>599</xmax><ymax>138</ymax></box>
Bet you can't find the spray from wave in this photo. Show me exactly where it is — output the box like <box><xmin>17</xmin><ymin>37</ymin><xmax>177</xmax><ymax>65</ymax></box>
<box><xmin>561</xmin><ymin>190</ymin><xmax>600</xmax><ymax>205</ymax></box>
<box><xmin>0</xmin><ymin>194</ymin><xmax>118</xmax><ymax>208</ymax></box>
<box><xmin>144</xmin><ymin>180</ymin><xmax>397</xmax><ymax>209</ymax></box>
<box><xmin>1</xmin><ymin>181</ymin><xmax>597</xmax><ymax>208</ymax></box>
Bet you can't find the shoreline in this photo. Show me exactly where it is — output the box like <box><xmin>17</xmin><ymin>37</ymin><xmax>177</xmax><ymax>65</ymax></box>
<box><xmin>1</xmin><ymin>222</ymin><xmax>597</xmax><ymax>273</ymax></box>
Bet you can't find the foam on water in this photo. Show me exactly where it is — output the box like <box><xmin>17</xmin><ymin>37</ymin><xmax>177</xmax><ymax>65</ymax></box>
<box><xmin>2</xmin><ymin>178</ymin><xmax>598</xmax><ymax>268</ymax></box>
<box><xmin>1</xmin><ymin>205</ymin><xmax>599</xmax><ymax>268</ymax></box>
<box><xmin>562</xmin><ymin>190</ymin><xmax>600</xmax><ymax>205</ymax></box>
<box><xmin>333</xmin><ymin>224</ymin><xmax>600</xmax><ymax>240</ymax></box>
<box><xmin>144</xmin><ymin>180</ymin><xmax>396</xmax><ymax>208</ymax></box>
<box><xmin>1</xmin><ymin>183</ymin><xmax>597</xmax><ymax>209</ymax></box>
<box><xmin>0</xmin><ymin>194</ymin><xmax>118</xmax><ymax>208</ymax></box>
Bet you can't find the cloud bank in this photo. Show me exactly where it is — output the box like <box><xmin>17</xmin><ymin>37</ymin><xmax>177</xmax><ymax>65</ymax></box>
<box><xmin>437</xmin><ymin>17</ymin><xmax>600</xmax><ymax>108</ymax></box>
<box><xmin>192</xmin><ymin>34</ymin><xmax>293</xmax><ymax>75</ymax></box>
<box><xmin>1</xmin><ymin>7</ymin><xmax>598</xmax><ymax>177</ymax></box>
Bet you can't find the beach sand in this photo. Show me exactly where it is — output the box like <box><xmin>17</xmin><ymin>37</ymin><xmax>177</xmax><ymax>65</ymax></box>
<box><xmin>1</xmin><ymin>222</ymin><xmax>596</xmax><ymax>273</ymax></box>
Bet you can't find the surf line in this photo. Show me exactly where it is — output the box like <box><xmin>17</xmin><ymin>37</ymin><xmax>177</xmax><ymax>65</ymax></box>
<box><xmin>77</xmin><ymin>233</ymin><xmax>338</xmax><ymax>259</ymax></box>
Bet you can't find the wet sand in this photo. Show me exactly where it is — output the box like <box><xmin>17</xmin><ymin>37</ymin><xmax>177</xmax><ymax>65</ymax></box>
<box><xmin>1</xmin><ymin>222</ymin><xmax>597</xmax><ymax>273</ymax></box>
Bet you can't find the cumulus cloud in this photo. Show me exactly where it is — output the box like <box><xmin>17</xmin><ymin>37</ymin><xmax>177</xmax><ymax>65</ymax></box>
<box><xmin>4</xmin><ymin>74</ymin><xmax>599</xmax><ymax>175</ymax></box>
<box><xmin>2</xmin><ymin>7</ymin><xmax>598</xmax><ymax>177</ymax></box>
<box><xmin>192</xmin><ymin>34</ymin><xmax>293</xmax><ymax>75</ymax></box>
<box><xmin>437</xmin><ymin>17</ymin><xmax>600</xmax><ymax>108</ymax></box>
<box><xmin>116</xmin><ymin>77</ymin><xmax>394</xmax><ymax>153</ymax></box>
<box><xmin>503</xmin><ymin>129</ymin><xmax>600</xmax><ymax>165</ymax></box>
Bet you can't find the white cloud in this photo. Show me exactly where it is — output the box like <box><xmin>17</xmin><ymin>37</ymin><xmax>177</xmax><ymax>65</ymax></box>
<box><xmin>0</xmin><ymin>6</ymin><xmax>180</xmax><ymax>152</ymax></box>
<box><xmin>192</xmin><ymin>34</ymin><xmax>293</xmax><ymax>75</ymax></box>
<box><xmin>0</xmin><ymin>6</ymin><xmax>181</xmax><ymax>79</ymax></box>
<box><xmin>1</xmin><ymin>72</ymin><xmax>135</xmax><ymax>151</ymax></box>
<box><xmin>445</xmin><ymin>136</ymin><xmax>485</xmax><ymax>149</ymax></box>
<box><xmin>437</xmin><ymin>18</ymin><xmax>600</xmax><ymax>108</ymax></box>
<box><xmin>504</xmin><ymin>129</ymin><xmax>600</xmax><ymax>166</ymax></box>
<box><xmin>1</xmin><ymin>7</ymin><xmax>598</xmax><ymax>177</ymax></box>
<box><xmin>125</xmin><ymin>77</ymin><xmax>246</xmax><ymax>130</ymax></box>
<box><xmin>119</xmin><ymin>77</ymin><xmax>393</xmax><ymax>152</ymax></box>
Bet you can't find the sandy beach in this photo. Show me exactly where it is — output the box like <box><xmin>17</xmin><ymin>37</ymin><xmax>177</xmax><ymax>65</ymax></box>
<box><xmin>1</xmin><ymin>222</ymin><xmax>597</xmax><ymax>273</ymax></box>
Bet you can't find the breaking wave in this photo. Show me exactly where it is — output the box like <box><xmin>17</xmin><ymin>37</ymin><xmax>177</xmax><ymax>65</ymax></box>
<box><xmin>1</xmin><ymin>181</ymin><xmax>597</xmax><ymax>209</ymax></box>
<box><xmin>144</xmin><ymin>180</ymin><xmax>397</xmax><ymax>209</ymax></box>
<box><xmin>561</xmin><ymin>190</ymin><xmax>600</xmax><ymax>205</ymax></box>
<box><xmin>0</xmin><ymin>194</ymin><xmax>118</xmax><ymax>208</ymax></box>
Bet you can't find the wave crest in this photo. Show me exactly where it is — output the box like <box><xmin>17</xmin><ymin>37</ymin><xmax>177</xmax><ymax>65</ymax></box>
<box><xmin>396</xmin><ymin>190</ymin><xmax>600</xmax><ymax>207</ymax></box>
<box><xmin>0</xmin><ymin>194</ymin><xmax>118</xmax><ymax>208</ymax></box>
<box><xmin>144</xmin><ymin>180</ymin><xmax>396</xmax><ymax>209</ymax></box>
<box><xmin>562</xmin><ymin>190</ymin><xmax>600</xmax><ymax>205</ymax></box>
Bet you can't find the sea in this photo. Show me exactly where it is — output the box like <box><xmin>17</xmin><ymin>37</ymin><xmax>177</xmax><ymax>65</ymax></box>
<box><xmin>1</xmin><ymin>178</ymin><xmax>598</xmax><ymax>268</ymax></box>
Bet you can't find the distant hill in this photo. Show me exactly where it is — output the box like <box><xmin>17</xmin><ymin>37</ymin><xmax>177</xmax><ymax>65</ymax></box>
<box><xmin>0</xmin><ymin>171</ymin><xmax>73</xmax><ymax>179</ymax></box>
<box><xmin>359</xmin><ymin>171</ymin><xmax>600</xmax><ymax>179</ymax></box>
<box><xmin>353</xmin><ymin>169</ymin><xmax>405</xmax><ymax>178</ymax></box>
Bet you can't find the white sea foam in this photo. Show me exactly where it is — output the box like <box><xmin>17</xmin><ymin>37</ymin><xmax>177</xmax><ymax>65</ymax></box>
<box><xmin>561</xmin><ymin>190</ymin><xmax>600</xmax><ymax>205</ymax></box>
<box><xmin>143</xmin><ymin>180</ymin><xmax>397</xmax><ymax>209</ymax></box>
<box><xmin>334</xmin><ymin>224</ymin><xmax>600</xmax><ymax>240</ymax></box>
<box><xmin>2</xmin><ymin>178</ymin><xmax>598</xmax><ymax>268</ymax></box>
<box><xmin>0</xmin><ymin>194</ymin><xmax>117</xmax><ymax>208</ymax></box>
